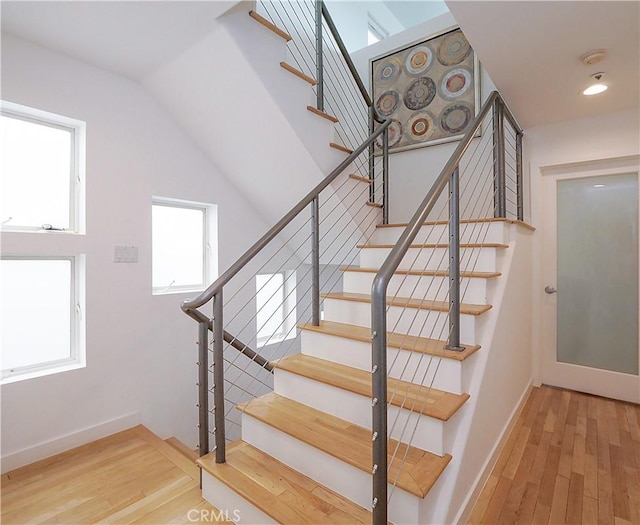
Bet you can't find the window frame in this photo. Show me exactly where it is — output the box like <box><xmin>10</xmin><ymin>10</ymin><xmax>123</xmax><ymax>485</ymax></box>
<box><xmin>151</xmin><ymin>197</ymin><xmax>216</xmax><ymax>295</ymax></box>
<box><xmin>256</xmin><ymin>270</ymin><xmax>297</xmax><ymax>348</ymax></box>
<box><xmin>0</xmin><ymin>100</ymin><xmax>86</xmax><ymax>234</ymax></box>
<box><xmin>1</xmin><ymin>255</ymin><xmax>86</xmax><ymax>384</ymax></box>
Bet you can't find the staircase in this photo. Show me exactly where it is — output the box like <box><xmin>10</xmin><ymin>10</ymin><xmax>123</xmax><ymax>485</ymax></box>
<box><xmin>182</xmin><ymin>3</ymin><xmax>532</xmax><ymax>524</ymax></box>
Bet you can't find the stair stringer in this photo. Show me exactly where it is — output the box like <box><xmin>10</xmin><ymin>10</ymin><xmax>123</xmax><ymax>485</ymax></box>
<box><xmin>415</xmin><ymin>223</ymin><xmax>535</xmax><ymax>524</ymax></box>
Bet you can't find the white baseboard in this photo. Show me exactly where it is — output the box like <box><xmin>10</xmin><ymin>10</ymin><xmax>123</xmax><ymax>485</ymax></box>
<box><xmin>453</xmin><ymin>381</ymin><xmax>533</xmax><ymax>525</ymax></box>
<box><xmin>1</xmin><ymin>412</ymin><xmax>140</xmax><ymax>474</ymax></box>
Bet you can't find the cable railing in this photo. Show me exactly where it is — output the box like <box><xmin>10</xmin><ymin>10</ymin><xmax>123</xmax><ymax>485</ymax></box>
<box><xmin>182</xmin><ymin>119</ymin><xmax>392</xmax><ymax>460</ymax></box>
<box><xmin>370</xmin><ymin>91</ymin><xmax>523</xmax><ymax>524</ymax></box>
<box><xmin>255</xmin><ymin>0</ymin><xmax>386</xmax><ymax>216</ymax></box>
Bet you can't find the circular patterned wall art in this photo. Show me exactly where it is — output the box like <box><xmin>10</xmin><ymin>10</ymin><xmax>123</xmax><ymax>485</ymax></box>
<box><xmin>375</xmin><ymin>90</ymin><xmax>400</xmax><ymax>117</ymax></box>
<box><xmin>375</xmin><ymin>120</ymin><xmax>403</xmax><ymax>149</ymax></box>
<box><xmin>403</xmin><ymin>77</ymin><xmax>436</xmax><ymax>111</ymax></box>
<box><xmin>441</xmin><ymin>68</ymin><xmax>472</xmax><ymax>99</ymax></box>
<box><xmin>406</xmin><ymin>112</ymin><xmax>435</xmax><ymax>142</ymax></box>
<box><xmin>405</xmin><ymin>46</ymin><xmax>433</xmax><ymax>75</ymax></box>
<box><xmin>437</xmin><ymin>31</ymin><xmax>471</xmax><ymax>66</ymax></box>
<box><xmin>441</xmin><ymin>104</ymin><xmax>473</xmax><ymax>134</ymax></box>
<box><xmin>376</xmin><ymin>58</ymin><xmax>401</xmax><ymax>83</ymax></box>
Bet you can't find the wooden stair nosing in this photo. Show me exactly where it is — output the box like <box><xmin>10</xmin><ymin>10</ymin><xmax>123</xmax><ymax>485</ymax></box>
<box><xmin>307</xmin><ymin>105</ymin><xmax>339</xmax><ymax>123</ymax></box>
<box><xmin>248</xmin><ymin>10</ymin><xmax>292</xmax><ymax>41</ymax></box>
<box><xmin>298</xmin><ymin>320</ymin><xmax>480</xmax><ymax>361</ymax></box>
<box><xmin>330</xmin><ymin>142</ymin><xmax>353</xmax><ymax>154</ymax></box>
<box><xmin>321</xmin><ymin>291</ymin><xmax>492</xmax><ymax>316</ymax></box>
<box><xmin>349</xmin><ymin>174</ymin><xmax>372</xmax><ymax>184</ymax></box>
<box><xmin>274</xmin><ymin>353</ymin><xmax>470</xmax><ymax>421</ymax></box>
<box><xmin>339</xmin><ymin>265</ymin><xmax>501</xmax><ymax>279</ymax></box>
<box><xmin>165</xmin><ymin>437</ymin><xmax>199</xmax><ymax>462</ymax></box>
<box><xmin>365</xmin><ymin>201</ymin><xmax>383</xmax><ymax>208</ymax></box>
<box><xmin>236</xmin><ymin>393</ymin><xmax>451</xmax><ymax>498</ymax></box>
<box><xmin>357</xmin><ymin>242</ymin><xmax>508</xmax><ymax>249</ymax></box>
<box><xmin>377</xmin><ymin>217</ymin><xmax>535</xmax><ymax>231</ymax></box>
<box><xmin>198</xmin><ymin>441</ymin><xmax>379</xmax><ymax>524</ymax></box>
<box><xmin>280</xmin><ymin>62</ymin><xmax>317</xmax><ymax>85</ymax></box>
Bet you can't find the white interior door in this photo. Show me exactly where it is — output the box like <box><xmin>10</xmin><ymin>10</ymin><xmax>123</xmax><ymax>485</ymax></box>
<box><xmin>541</xmin><ymin>157</ymin><xmax>640</xmax><ymax>403</ymax></box>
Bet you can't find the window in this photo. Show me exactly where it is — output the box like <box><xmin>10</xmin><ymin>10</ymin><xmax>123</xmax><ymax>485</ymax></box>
<box><xmin>1</xmin><ymin>101</ymin><xmax>85</xmax><ymax>232</ymax></box>
<box><xmin>256</xmin><ymin>271</ymin><xmax>296</xmax><ymax>347</ymax></box>
<box><xmin>1</xmin><ymin>257</ymin><xmax>85</xmax><ymax>383</ymax></box>
<box><xmin>367</xmin><ymin>15</ymin><xmax>387</xmax><ymax>45</ymax></box>
<box><xmin>152</xmin><ymin>198</ymin><xmax>217</xmax><ymax>294</ymax></box>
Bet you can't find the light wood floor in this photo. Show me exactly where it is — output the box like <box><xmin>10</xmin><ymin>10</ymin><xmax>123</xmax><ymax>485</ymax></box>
<box><xmin>1</xmin><ymin>425</ymin><xmax>228</xmax><ymax>524</ymax></box>
<box><xmin>468</xmin><ymin>385</ymin><xmax>640</xmax><ymax>525</ymax></box>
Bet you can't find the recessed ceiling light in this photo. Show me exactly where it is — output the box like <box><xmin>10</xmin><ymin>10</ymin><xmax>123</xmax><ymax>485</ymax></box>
<box><xmin>582</xmin><ymin>72</ymin><xmax>608</xmax><ymax>96</ymax></box>
<box><xmin>593</xmin><ymin>184</ymin><xmax>605</xmax><ymax>188</ymax></box>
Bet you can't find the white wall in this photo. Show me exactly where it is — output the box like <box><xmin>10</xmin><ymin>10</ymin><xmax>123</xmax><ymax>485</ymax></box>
<box><xmin>525</xmin><ymin>108</ymin><xmax>640</xmax><ymax>387</ymax></box>
<box><xmin>0</xmin><ymin>34</ymin><xmax>272</xmax><ymax>471</ymax></box>
<box><xmin>351</xmin><ymin>12</ymin><xmax>499</xmax><ymax>223</ymax></box>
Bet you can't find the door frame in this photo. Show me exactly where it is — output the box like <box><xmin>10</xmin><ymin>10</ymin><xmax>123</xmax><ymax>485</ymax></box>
<box><xmin>540</xmin><ymin>154</ymin><xmax>640</xmax><ymax>403</ymax></box>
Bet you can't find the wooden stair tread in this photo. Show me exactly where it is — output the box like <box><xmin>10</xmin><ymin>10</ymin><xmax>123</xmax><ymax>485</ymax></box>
<box><xmin>349</xmin><ymin>174</ymin><xmax>372</xmax><ymax>184</ymax></box>
<box><xmin>357</xmin><ymin>242</ymin><xmax>508</xmax><ymax>249</ymax></box>
<box><xmin>165</xmin><ymin>437</ymin><xmax>199</xmax><ymax>462</ymax></box>
<box><xmin>198</xmin><ymin>441</ymin><xmax>379</xmax><ymax>524</ymax></box>
<box><xmin>307</xmin><ymin>105</ymin><xmax>339</xmax><ymax>123</ymax></box>
<box><xmin>340</xmin><ymin>265</ymin><xmax>501</xmax><ymax>279</ymax></box>
<box><xmin>365</xmin><ymin>201</ymin><xmax>383</xmax><ymax>208</ymax></box>
<box><xmin>322</xmin><ymin>291</ymin><xmax>492</xmax><ymax>316</ymax></box>
<box><xmin>237</xmin><ymin>393</ymin><xmax>451</xmax><ymax>498</ymax></box>
<box><xmin>299</xmin><ymin>320</ymin><xmax>480</xmax><ymax>361</ymax></box>
<box><xmin>280</xmin><ymin>62</ymin><xmax>317</xmax><ymax>85</ymax></box>
<box><xmin>248</xmin><ymin>10</ymin><xmax>292</xmax><ymax>41</ymax></box>
<box><xmin>377</xmin><ymin>217</ymin><xmax>535</xmax><ymax>231</ymax></box>
<box><xmin>330</xmin><ymin>142</ymin><xmax>353</xmax><ymax>154</ymax></box>
<box><xmin>274</xmin><ymin>354</ymin><xmax>469</xmax><ymax>421</ymax></box>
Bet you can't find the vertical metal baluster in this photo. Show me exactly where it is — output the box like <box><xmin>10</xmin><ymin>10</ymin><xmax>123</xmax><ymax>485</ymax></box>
<box><xmin>197</xmin><ymin>320</ymin><xmax>209</xmax><ymax>461</ymax></box>
<box><xmin>311</xmin><ymin>197</ymin><xmax>320</xmax><ymax>326</ymax></box>
<box><xmin>516</xmin><ymin>130</ymin><xmax>524</xmax><ymax>221</ymax></box>
<box><xmin>368</xmin><ymin>107</ymin><xmax>375</xmax><ymax>203</ymax></box>
<box><xmin>382</xmin><ymin>126</ymin><xmax>389</xmax><ymax>225</ymax></box>
<box><xmin>492</xmin><ymin>98</ymin><xmax>506</xmax><ymax>218</ymax></box>
<box><xmin>315</xmin><ymin>1</ymin><xmax>324</xmax><ymax>112</ymax></box>
<box><xmin>447</xmin><ymin>166</ymin><xmax>464</xmax><ymax>351</ymax></box>
<box><xmin>213</xmin><ymin>291</ymin><xmax>226</xmax><ymax>463</ymax></box>
<box><xmin>371</xmin><ymin>286</ymin><xmax>388</xmax><ymax>525</ymax></box>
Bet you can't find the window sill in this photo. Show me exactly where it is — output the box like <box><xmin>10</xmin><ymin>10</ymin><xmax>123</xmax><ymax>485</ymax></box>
<box><xmin>1</xmin><ymin>360</ymin><xmax>85</xmax><ymax>385</ymax></box>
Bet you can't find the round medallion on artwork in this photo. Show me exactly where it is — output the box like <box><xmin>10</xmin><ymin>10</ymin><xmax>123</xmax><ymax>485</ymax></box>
<box><xmin>375</xmin><ymin>120</ymin><xmax>403</xmax><ymax>149</ymax></box>
<box><xmin>376</xmin><ymin>58</ymin><xmax>401</xmax><ymax>83</ymax></box>
<box><xmin>375</xmin><ymin>90</ymin><xmax>400</xmax><ymax>117</ymax></box>
<box><xmin>403</xmin><ymin>77</ymin><xmax>436</xmax><ymax>110</ymax></box>
<box><xmin>405</xmin><ymin>46</ymin><xmax>433</xmax><ymax>75</ymax></box>
<box><xmin>441</xmin><ymin>68</ymin><xmax>472</xmax><ymax>99</ymax></box>
<box><xmin>441</xmin><ymin>104</ymin><xmax>473</xmax><ymax>134</ymax></box>
<box><xmin>407</xmin><ymin>112</ymin><xmax>435</xmax><ymax>142</ymax></box>
<box><xmin>437</xmin><ymin>31</ymin><xmax>472</xmax><ymax>66</ymax></box>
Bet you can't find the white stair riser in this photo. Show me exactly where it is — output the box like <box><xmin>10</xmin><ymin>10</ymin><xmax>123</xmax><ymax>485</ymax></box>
<box><xmin>322</xmin><ymin>298</ymin><xmax>478</xmax><ymax>342</ymax></box>
<box><xmin>274</xmin><ymin>368</ymin><xmax>448</xmax><ymax>455</ymax></box>
<box><xmin>300</xmin><ymin>330</ymin><xmax>472</xmax><ymax>394</ymax></box>
<box><xmin>359</xmin><ymin>246</ymin><xmax>501</xmax><ymax>273</ymax></box>
<box><xmin>241</xmin><ymin>413</ymin><xmax>421</xmax><ymax>525</ymax></box>
<box><xmin>372</xmin><ymin>221</ymin><xmax>509</xmax><ymax>245</ymax></box>
<box><xmin>343</xmin><ymin>271</ymin><xmax>491</xmax><ymax>305</ymax></box>
<box><xmin>201</xmin><ymin>473</ymin><xmax>274</xmax><ymax>524</ymax></box>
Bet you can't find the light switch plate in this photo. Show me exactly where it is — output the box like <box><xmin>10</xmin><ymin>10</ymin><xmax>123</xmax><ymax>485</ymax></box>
<box><xmin>114</xmin><ymin>245</ymin><xmax>138</xmax><ymax>263</ymax></box>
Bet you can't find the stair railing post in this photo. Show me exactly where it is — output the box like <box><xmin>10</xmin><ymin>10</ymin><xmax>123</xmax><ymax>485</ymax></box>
<box><xmin>212</xmin><ymin>291</ymin><xmax>226</xmax><ymax>463</ymax></box>
<box><xmin>368</xmin><ymin>107</ymin><xmax>375</xmax><ymax>203</ymax></box>
<box><xmin>516</xmin><ymin>130</ymin><xmax>524</xmax><ymax>221</ymax></box>
<box><xmin>315</xmin><ymin>1</ymin><xmax>324</xmax><ymax>112</ymax></box>
<box><xmin>447</xmin><ymin>166</ymin><xmax>464</xmax><ymax>351</ymax></box>
<box><xmin>492</xmin><ymin>98</ymin><xmax>506</xmax><ymax>218</ymax></box>
<box><xmin>197</xmin><ymin>320</ymin><xmax>209</xmax><ymax>459</ymax></box>
<box><xmin>382</xmin><ymin>125</ymin><xmax>389</xmax><ymax>225</ymax></box>
<box><xmin>311</xmin><ymin>197</ymin><xmax>321</xmax><ymax>326</ymax></box>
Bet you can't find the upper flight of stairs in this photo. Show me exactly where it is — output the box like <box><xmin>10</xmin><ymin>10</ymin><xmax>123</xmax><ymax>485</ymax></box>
<box><xmin>198</xmin><ymin>216</ymin><xmax>513</xmax><ymax>524</ymax></box>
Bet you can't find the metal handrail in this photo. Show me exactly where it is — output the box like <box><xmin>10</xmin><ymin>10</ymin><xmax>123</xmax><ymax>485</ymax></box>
<box><xmin>369</xmin><ymin>90</ymin><xmax>523</xmax><ymax>524</ymax></box>
<box><xmin>181</xmin><ymin>118</ymin><xmax>391</xmax><ymax>321</ymax></box>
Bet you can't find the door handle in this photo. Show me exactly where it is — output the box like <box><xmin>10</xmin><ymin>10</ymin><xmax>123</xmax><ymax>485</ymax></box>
<box><xmin>544</xmin><ymin>285</ymin><xmax>557</xmax><ymax>294</ymax></box>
